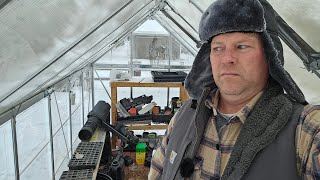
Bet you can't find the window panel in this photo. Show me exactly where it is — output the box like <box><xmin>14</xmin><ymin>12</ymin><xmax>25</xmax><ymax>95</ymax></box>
<box><xmin>133</xmin><ymin>35</ymin><xmax>170</xmax><ymax>66</ymax></box>
<box><xmin>54</xmin><ymin>154</ymin><xmax>69</xmax><ymax>180</ymax></box>
<box><xmin>171</xmin><ymin>39</ymin><xmax>194</xmax><ymax>66</ymax></box>
<box><xmin>95</xmin><ymin>39</ymin><xmax>131</xmax><ymax>65</ymax></box>
<box><xmin>71</xmin><ymin>106</ymin><xmax>82</xmax><ymax>146</ymax></box>
<box><xmin>83</xmin><ymin>70</ymin><xmax>92</xmax><ymax>118</ymax></box>
<box><xmin>70</xmin><ymin>78</ymin><xmax>82</xmax><ymax>113</ymax></box>
<box><xmin>154</xmin><ymin>14</ymin><xmax>198</xmax><ymax>54</ymax></box>
<box><xmin>94</xmin><ymin>79</ymin><xmax>111</xmax><ymax>105</ymax></box>
<box><xmin>283</xmin><ymin>41</ymin><xmax>320</xmax><ymax>104</ymax></box>
<box><xmin>53</xmin><ymin>122</ymin><xmax>70</xmax><ymax>174</ymax></box>
<box><xmin>51</xmin><ymin>91</ymin><xmax>70</xmax><ymax>135</ymax></box>
<box><xmin>167</xmin><ymin>0</ymin><xmax>202</xmax><ymax>32</ymax></box>
<box><xmin>20</xmin><ymin>145</ymin><xmax>52</xmax><ymax>180</ymax></box>
<box><xmin>0</xmin><ymin>120</ymin><xmax>15</xmax><ymax>180</ymax></box>
<box><xmin>16</xmin><ymin>98</ymin><xmax>50</xmax><ymax>174</ymax></box>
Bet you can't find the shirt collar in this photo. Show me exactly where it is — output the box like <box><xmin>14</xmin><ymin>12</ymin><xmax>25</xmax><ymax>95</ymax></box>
<box><xmin>205</xmin><ymin>89</ymin><xmax>264</xmax><ymax>124</ymax></box>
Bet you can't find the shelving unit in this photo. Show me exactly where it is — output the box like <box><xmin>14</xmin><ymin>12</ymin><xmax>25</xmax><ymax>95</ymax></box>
<box><xmin>110</xmin><ymin>78</ymin><xmax>189</xmax><ymax>147</ymax></box>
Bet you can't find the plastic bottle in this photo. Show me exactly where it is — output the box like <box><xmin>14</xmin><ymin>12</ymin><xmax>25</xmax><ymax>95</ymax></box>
<box><xmin>136</xmin><ymin>143</ymin><xmax>147</xmax><ymax>165</ymax></box>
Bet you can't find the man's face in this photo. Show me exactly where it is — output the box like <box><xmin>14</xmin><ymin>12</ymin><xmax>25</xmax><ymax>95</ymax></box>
<box><xmin>210</xmin><ymin>32</ymin><xmax>269</xmax><ymax>97</ymax></box>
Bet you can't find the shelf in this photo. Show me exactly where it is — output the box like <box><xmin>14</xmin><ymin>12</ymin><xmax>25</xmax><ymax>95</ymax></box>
<box><xmin>111</xmin><ymin>81</ymin><xmax>186</xmax><ymax>88</ymax></box>
<box><xmin>110</xmin><ymin>78</ymin><xmax>189</xmax><ymax>147</ymax></box>
<box><xmin>127</xmin><ymin>124</ymin><xmax>168</xmax><ymax>130</ymax></box>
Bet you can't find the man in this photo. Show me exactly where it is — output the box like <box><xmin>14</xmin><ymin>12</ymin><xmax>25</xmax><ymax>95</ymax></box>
<box><xmin>149</xmin><ymin>0</ymin><xmax>320</xmax><ymax>179</ymax></box>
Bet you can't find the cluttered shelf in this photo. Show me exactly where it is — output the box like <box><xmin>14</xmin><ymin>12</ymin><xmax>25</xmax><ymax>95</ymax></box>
<box><xmin>60</xmin><ymin>99</ymin><xmax>161</xmax><ymax>180</ymax></box>
<box><xmin>110</xmin><ymin>78</ymin><xmax>189</xmax><ymax>147</ymax></box>
<box><xmin>61</xmin><ymin>74</ymin><xmax>191</xmax><ymax>179</ymax></box>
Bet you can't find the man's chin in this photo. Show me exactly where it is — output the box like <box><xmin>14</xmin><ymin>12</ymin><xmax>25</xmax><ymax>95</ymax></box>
<box><xmin>221</xmin><ymin>91</ymin><xmax>242</xmax><ymax>96</ymax></box>
<box><xmin>219</xmin><ymin>87</ymin><xmax>243</xmax><ymax>96</ymax></box>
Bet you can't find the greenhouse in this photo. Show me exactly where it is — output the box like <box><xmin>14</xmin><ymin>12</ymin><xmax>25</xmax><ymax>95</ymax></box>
<box><xmin>0</xmin><ymin>0</ymin><xmax>319</xmax><ymax>179</ymax></box>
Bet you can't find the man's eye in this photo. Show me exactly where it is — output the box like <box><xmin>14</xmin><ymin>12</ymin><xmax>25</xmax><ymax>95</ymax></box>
<box><xmin>238</xmin><ymin>45</ymin><xmax>249</xmax><ymax>49</ymax></box>
<box><xmin>212</xmin><ymin>47</ymin><xmax>222</xmax><ymax>52</ymax></box>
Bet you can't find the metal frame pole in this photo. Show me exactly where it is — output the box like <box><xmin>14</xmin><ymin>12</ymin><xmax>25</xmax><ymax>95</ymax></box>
<box><xmin>167</xmin><ymin>34</ymin><xmax>174</xmax><ymax>106</ymax></box>
<box><xmin>91</xmin><ymin>65</ymin><xmax>95</xmax><ymax>108</ymax></box>
<box><xmin>130</xmin><ymin>33</ymin><xmax>134</xmax><ymax>99</ymax></box>
<box><xmin>154</xmin><ymin>16</ymin><xmax>197</xmax><ymax>55</ymax></box>
<box><xmin>47</xmin><ymin>94</ymin><xmax>55</xmax><ymax>179</ymax></box>
<box><xmin>81</xmin><ymin>73</ymin><xmax>85</xmax><ymax>125</ymax></box>
<box><xmin>68</xmin><ymin>80</ymin><xmax>73</xmax><ymax>155</ymax></box>
<box><xmin>189</xmin><ymin>0</ymin><xmax>204</xmax><ymax>14</ymax></box>
<box><xmin>11</xmin><ymin>113</ymin><xmax>20</xmax><ymax>180</ymax></box>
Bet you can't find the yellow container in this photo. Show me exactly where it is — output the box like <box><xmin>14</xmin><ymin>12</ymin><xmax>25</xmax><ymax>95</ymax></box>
<box><xmin>136</xmin><ymin>143</ymin><xmax>146</xmax><ymax>165</ymax></box>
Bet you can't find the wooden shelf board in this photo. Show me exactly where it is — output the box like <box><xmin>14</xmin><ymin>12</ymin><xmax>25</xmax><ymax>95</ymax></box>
<box><xmin>127</xmin><ymin>124</ymin><xmax>168</xmax><ymax>130</ymax></box>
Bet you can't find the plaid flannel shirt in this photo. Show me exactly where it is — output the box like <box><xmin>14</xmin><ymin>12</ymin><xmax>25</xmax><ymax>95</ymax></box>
<box><xmin>149</xmin><ymin>90</ymin><xmax>320</xmax><ymax>179</ymax></box>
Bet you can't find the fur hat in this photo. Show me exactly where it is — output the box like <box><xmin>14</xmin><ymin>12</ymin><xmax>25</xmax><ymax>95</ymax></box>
<box><xmin>184</xmin><ymin>0</ymin><xmax>306</xmax><ymax>104</ymax></box>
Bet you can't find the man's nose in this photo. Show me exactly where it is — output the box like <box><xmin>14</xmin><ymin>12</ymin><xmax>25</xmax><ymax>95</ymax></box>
<box><xmin>221</xmin><ymin>48</ymin><xmax>236</xmax><ymax>64</ymax></box>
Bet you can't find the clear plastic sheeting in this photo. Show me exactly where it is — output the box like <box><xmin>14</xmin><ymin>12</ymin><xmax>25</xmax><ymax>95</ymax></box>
<box><xmin>83</xmin><ymin>70</ymin><xmax>92</xmax><ymax>122</ymax></box>
<box><xmin>20</xmin><ymin>145</ymin><xmax>52</xmax><ymax>180</ymax></box>
<box><xmin>74</xmin><ymin>0</ymin><xmax>155</xmax><ymax>60</ymax></box>
<box><xmin>172</xmin><ymin>38</ymin><xmax>195</xmax><ymax>66</ymax></box>
<box><xmin>0</xmin><ymin>51</ymin><xmax>81</xmax><ymax>115</ymax></box>
<box><xmin>42</xmin><ymin>1</ymin><xmax>156</xmax><ymax>92</ymax></box>
<box><xmin>131</xmin><ymin>20</ymin><xmax>195</xmax><ymax>67</ymax></box>
<box><xmin>0</xmin><ymin>0</ymin><xmax>157</xmax><ymax>114</ymax></box>
<box><xmin>189</xmin><ymin>0</ymin><xmax>217</xmax><ymax>13</ymax></box>
<box><xmin>283</xmin><ymin>41</ymin><xmax>320</xmax><ymax>104</ymax></box>
<box><xmin>0</xmin><ymin>0</ymin><xmax>130</xmax><ymax>101</ymax></box>
<box><xmin>166</xmin><ymin>0</ymin><xmax>202</xmax><ymax>33</ymax></box>
<box><xmin>51</xmin><ymin>89</ymin><xmax>71</xmax><ymax>176</ymax></box>
<box><xmin>0</xmin><ymin>120</ymin><xmax>15</xmax><ymax>180</ymax></box>
<box><xmin>95</xmin><ymin>38</ymin><xmax>131</xmax><ymax>65</ymax></box>
<box><xmin>0</xmin><ymin>0</ymin><xmax>319</xmax><ymax>120</ymax></box>
<box><xmin>154</xmin><ymin>13</ymin><xmax>198</xmax><ymax>54</ymax></box>
<box><xmin>53</xmin><ymin>122</ymin><xmax>70</xmax><ymax>176</ymax></box>
<box><xmin>134</xmin><ymin>19</ymin><xmax>170</xmax><ymax>36</ymax></box>
<box><xmin>70</xmin><ymin>76</ymin><xmax>83</xmax><ymax>148</ymax></box>
<box><xmin>93</xmin><ymin>70</ymin><xmax>112</xmax><ymax>105</ymax></box>
<box><xmin>16</xmin><ymin>98</ymin><xmax>50</xmax><ymax>175</ymax></box>
<box><xmin>51</xmin><ymin>90</ymin><xmax>69</xmax><ymax>136</ymax></box>
<box><xmin>71</xmin><ymin>107</ymin><xmax>82</xmax><ymax>149</ymax></box>
<box><xmin>70</xmin><ymin>77</ymin><xmax>82</xmax><ymax>113</ymax></box>
<box><xmin>94</xmin><ymin>19</ymin><xmax>195</xmax><ymax>70</ymax></box>
<box><xmin>82</xmin><ymin>1</ymin><xmax>156</xmax><ymax>65</ymax></box>
<box><xmin>270</xmin><ymin>0</ymin><xmax>320</xmax><ymax>51</ymax></box>
<box><xmin>54</xmin><ymin>153</ymin><xmax>69</xmax><ymax>180</ymax></box>
<box><xmin>161</xmin><ymin>6</ymin><xmax>199</xmax><ymax>43</ymax></box>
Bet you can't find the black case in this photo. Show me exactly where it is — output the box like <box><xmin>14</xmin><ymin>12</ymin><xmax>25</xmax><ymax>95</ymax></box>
<box><xmin>151</xmin><ymin>71</ymin><xmax>187</xmax><ymax>82</ymax></box>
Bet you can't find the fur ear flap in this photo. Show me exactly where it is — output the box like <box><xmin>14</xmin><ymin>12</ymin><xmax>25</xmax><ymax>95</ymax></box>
<box><xmin>184</xmin><ymin>43</ymin><xmax>215</xmax><ymax>100</ymax></box>
<box><xmin>180</xmin><ymin>157</ymin><xmax>195</xmax><ymax>178</ymax></box>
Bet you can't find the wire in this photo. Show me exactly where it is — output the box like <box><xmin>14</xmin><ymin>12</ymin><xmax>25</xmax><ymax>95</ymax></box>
<box><xmin>97</xmin><ymin>173</ymin><xmax>113</xmax><ymax>180</ymax></box>
<box><xmin>94</xmin><ymin>69</ymin><xmax>112</xmax><ymax>100</ymax></box>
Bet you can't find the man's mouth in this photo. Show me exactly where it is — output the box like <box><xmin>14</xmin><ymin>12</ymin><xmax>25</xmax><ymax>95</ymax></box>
<box><xmin>221</xmin><ymin>72</ymin><xmax>239</xmax><ymax>76</ymax></box>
